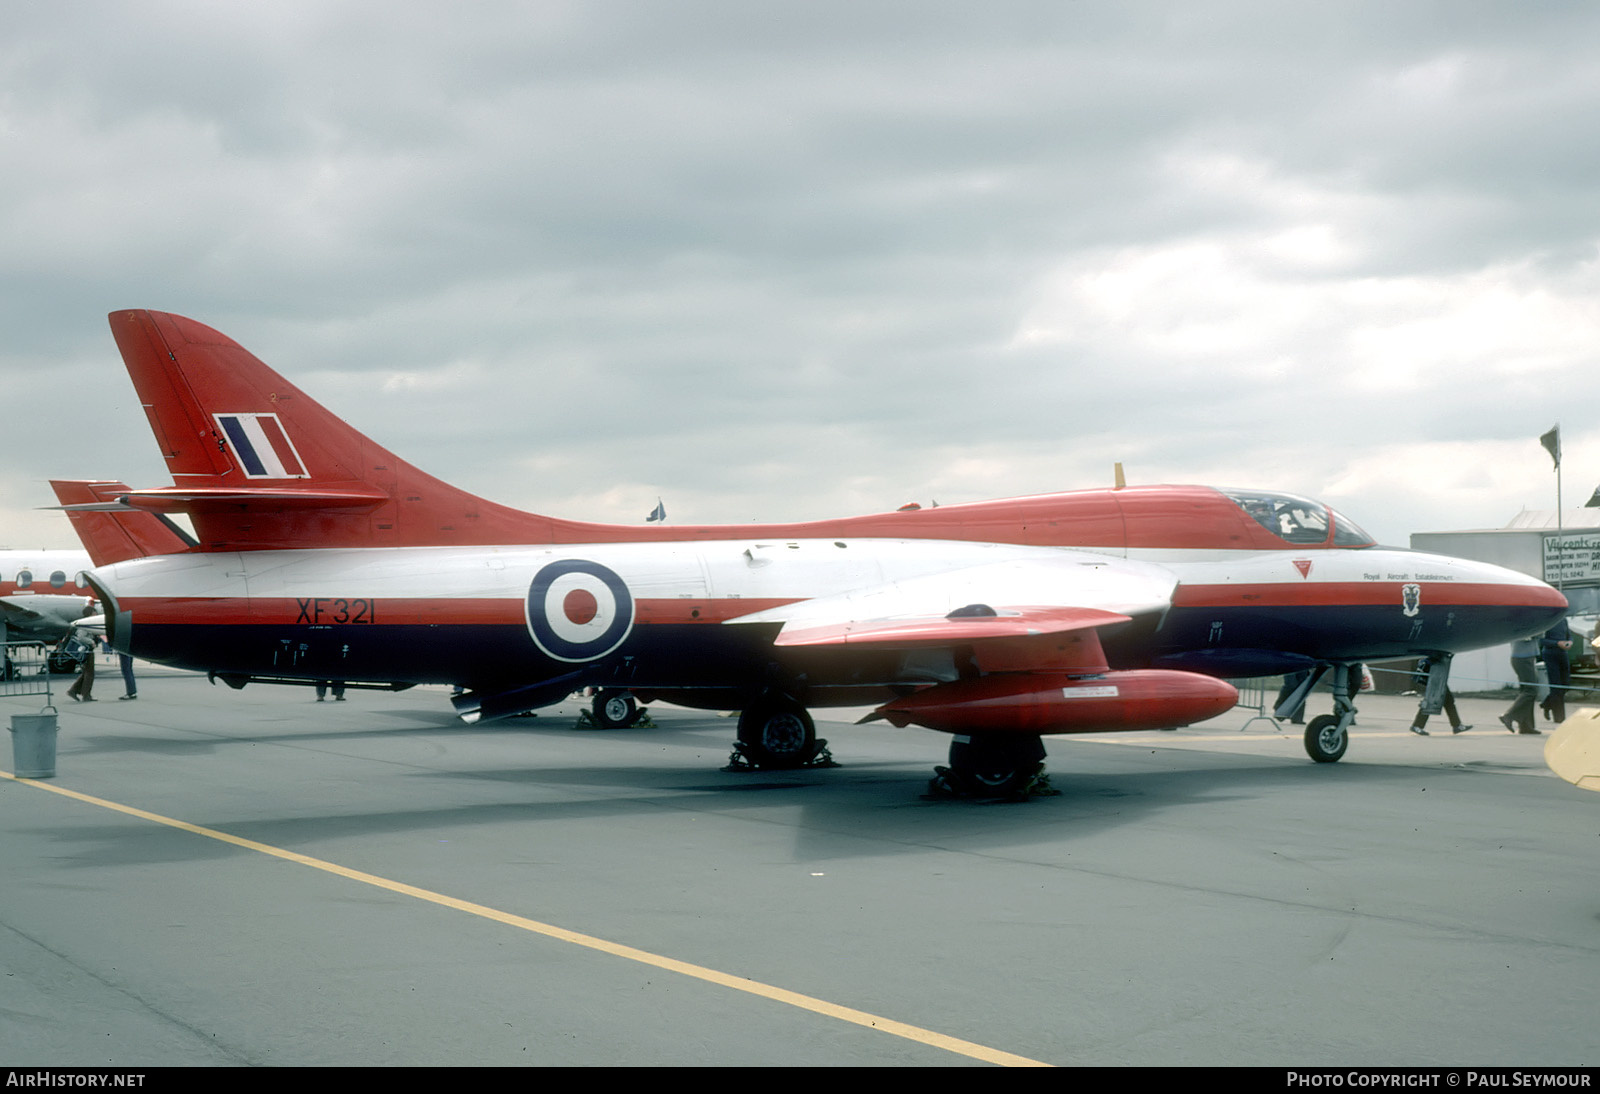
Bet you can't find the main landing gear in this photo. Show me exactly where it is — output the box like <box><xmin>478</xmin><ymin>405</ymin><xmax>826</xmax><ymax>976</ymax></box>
<box><xmin>722</xmin><ymin>694</ymin><xmax>1046</xmax><ymax>797</ymax></box>
<box><xmin>926</xmin><ymin>733</ymin><xmax>1055</xmax><ymax>801</ymax></box>
<box><xmin>726</xmin><ymin>696</ymin><xmax>834</xmax><ymax>770</ymax></box>
<box><xmin>574</xmin><ymin>689</ymin><xmax>657</xmax><ymax>729</ymax></box>
<box><xmin>591</xmin><ymin>688</ymin><xmax>640</xmax><ymax>728</ymax></box>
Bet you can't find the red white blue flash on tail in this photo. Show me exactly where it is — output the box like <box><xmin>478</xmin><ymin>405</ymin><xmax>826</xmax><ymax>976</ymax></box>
<box><xmin>214</xmin><ymin>413</ymin><xmax>309</xmax><ymax>479</ymax></box>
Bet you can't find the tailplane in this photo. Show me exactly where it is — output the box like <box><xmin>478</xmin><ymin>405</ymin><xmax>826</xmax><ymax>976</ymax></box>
<box><xmin>49</xmin><ymin>480</ymin><xmax>196</xmax><ymax>565</ymax></box>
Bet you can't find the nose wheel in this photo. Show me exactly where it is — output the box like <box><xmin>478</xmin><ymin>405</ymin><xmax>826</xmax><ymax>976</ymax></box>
<box><xmin>1304</xmin><ymin>714</ymin><xmax>1348</xmax><ymax>763</ymax></box>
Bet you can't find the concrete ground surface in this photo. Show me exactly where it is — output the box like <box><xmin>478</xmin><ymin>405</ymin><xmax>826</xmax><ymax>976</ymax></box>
<box><xmin>1</xmin><ymin>666</ymin><xmax>1595</xmax><ymax>1067</ymax></box>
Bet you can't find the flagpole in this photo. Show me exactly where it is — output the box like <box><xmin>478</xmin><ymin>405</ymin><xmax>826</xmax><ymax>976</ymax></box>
<box><xmin>1541</xmin><ymin>424</ymin><xmax>1563</xmax><ymax>593</ymax></box>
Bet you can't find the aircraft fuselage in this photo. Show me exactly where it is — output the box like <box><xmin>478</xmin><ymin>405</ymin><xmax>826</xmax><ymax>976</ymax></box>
<box><xmin>93</xmin><ymin>535</ymin><xmax>1564</xmax><ymax>707</ymax></box>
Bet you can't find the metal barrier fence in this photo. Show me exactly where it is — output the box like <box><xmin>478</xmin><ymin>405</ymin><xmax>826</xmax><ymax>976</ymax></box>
<box><xmin>1232</xmin><ymin>677</ymin><xmax>1282</xmax><ymax>732</ymax></box>
<box><xmin>1</xmin><ymin>642</ymin><xmax>62</xmax><ymax>710</ymax></box>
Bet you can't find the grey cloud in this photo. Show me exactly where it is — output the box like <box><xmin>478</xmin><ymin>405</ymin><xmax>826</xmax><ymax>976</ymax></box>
<box><xmin>4</xmin><ymin>1</ymin><xmax>1600</xmax><ymax>551</ymax></box>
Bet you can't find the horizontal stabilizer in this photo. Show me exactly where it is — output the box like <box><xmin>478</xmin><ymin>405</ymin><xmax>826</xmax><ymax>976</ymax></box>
<box><xmin>119</xmin><ymin>485</ymin><xmax>390</xmax><ymax>514</ymax></box>
<box><xmin>49</xmin><ymin>480</ymin><xmax>196</xmax><ymax>565</ymax></box>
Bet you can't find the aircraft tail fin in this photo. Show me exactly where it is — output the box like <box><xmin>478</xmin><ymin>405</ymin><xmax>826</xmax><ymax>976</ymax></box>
<box><xmin>107</xmin><ymin>310</ymin><xmax>554</xmax><ymax>550</ymax></box>
<box><xmin>48</xmin><ymin>480</ymin><xmax>196</xmax><ymax>565</ymax></box>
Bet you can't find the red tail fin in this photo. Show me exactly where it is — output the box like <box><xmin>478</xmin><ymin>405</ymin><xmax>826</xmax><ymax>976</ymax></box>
<box><xmin>108</xmin><ymin>310</ymin><xmax>558</xmax><ymax>550</ymax></box>
<box><xmin>49</xmin><ymin>480</ymin><xmax>195</xmax><ymax>565</ymax></box>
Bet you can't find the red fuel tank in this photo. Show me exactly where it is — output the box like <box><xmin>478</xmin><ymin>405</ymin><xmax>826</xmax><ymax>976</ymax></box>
<box><xmin>875</xmin><ymin>670</ymin><xmax>1238</xmax><ymax>734</ymax></box>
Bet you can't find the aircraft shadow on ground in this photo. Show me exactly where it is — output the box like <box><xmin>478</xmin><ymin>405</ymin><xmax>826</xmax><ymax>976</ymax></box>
<box><xmin>24</xmin><ymin>743</ymin><xmax>1439</xmax><ymax>870</ymax></box>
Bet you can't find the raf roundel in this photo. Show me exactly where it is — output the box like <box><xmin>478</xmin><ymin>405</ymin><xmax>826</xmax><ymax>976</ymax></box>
<box><xmin>525</xmin><ymin>559</ymin><xmax>635</xmax><ymax>662</ymax></box>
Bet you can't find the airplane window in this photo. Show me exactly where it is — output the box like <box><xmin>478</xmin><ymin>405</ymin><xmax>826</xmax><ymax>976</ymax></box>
<box><xmin>50</xmin><ymin>571</ymin><xmax>66</xmax><ymax>588</ymax></box>
<box><xmin>76</xmin><ymin>573</ymin><xmax>90</xmax><ymax>589</ymax></box>
<box><xmin>1221</xmin><ymin>490</ymin><xmax>1332</xmax><ymax>545</ymax></box>
<box><xmin>16</xmin><ymin>569</ymin><xmax>31</xmax><ymax>589</ymax></box>
<box><xmin>1329</xmin><ymin>507</ymin><xmax>1376</xmax><ymax>547</ymax></box>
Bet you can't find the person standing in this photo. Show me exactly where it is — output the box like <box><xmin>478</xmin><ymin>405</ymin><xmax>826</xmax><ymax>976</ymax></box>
<box><xmin>65</xmin><ymin>612</ymin><xmax>99</xmax><ymax>702</ymax></box>
<box><xmin>1408</xmin><ymin>656</ymin><xmax>1471</xmax><ymax>735</ymax></box>
<box><xmin>117</xmin><ymin>652</ymin><xmax>137</xmax><ymax>700</ymax></box>
<box><xmin>1540</xmin><ymin>618</ymin><xmax>1573</xmax><ymax>724</ymax></box>
<box><xmin>1501</xmin><ymin>635</ymin><xmax>1542</xmax><ymax>734</ymax></box>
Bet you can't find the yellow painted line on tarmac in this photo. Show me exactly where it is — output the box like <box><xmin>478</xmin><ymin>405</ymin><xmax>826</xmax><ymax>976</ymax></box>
<box><xmin>0</xmin><ymin>769</ymin><xmax>1050</xmax><ymax>1067</ymax></box>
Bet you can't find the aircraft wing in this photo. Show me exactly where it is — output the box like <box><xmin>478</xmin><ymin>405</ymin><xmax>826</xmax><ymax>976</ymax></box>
<box><xmin>728</xmin><ymin>552</ymin><xmax>1176</xmax><ymax>673</ymax></box>
<box><xmin>771</xmin><ymin>605</ymin><xmax>1135</xmax><ymax>648</ymax></box>
<box><xmin>0</xmin><ymin>598</ymin><xmax>51</xmax><ymax>626</ymax></box>
<box><xmin>0</xmin><ymin>595</ymin><xmax>91</xmax><ymax>643</ymax></box>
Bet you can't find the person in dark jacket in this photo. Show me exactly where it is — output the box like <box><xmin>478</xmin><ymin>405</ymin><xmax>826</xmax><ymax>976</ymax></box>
<box><xmin>1540</xmin><ymin>618</ymin><xmax>1574</xmax><ymax>724</ymax></box>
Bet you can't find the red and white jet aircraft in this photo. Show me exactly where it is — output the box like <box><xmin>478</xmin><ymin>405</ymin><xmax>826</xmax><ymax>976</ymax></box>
<box><xmin>70</xmin><ymin>310</ymin><xmax>1566</xmax><ymax>793</ymax></box>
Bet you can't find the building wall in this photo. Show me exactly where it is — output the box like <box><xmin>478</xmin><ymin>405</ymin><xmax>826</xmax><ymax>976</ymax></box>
<box><xmin>1409</xmin><ymin>530</ymin><xmax>1545</xmax><ymax>579</ymax></box>
<box><xmin>1409</xmin><ymin>528</ymin><xmax>1592</xmax><ymax>688</ymax></box>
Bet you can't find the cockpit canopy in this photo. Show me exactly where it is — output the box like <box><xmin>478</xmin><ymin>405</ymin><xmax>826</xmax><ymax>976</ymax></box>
<box><xmin>1221</xmin><ymin>489</ymin><xmax>1375</xmax><ymax>548</ymax></box>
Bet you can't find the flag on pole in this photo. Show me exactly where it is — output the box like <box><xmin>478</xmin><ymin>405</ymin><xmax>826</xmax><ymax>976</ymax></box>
<box><xmin>646</xmin><ymin>499</ymin><xmax>666</xmax><ymax>523</ymax></box>
<box><xmin>1540</xmin><ymin>425</ymin><xmax>1561</xmax><ymax>470</ymax></box>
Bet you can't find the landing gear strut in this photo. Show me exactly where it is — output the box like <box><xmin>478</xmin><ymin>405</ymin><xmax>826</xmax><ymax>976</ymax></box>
<box><xmin>1302</xmin><ymin>663</ymin><xmax>1359</xmax><ymax>764</ymax></box>
<box><xmin>927</xmin><ymin>733</ymin><xmax>1055</xmax><ymax>800</ymax></box>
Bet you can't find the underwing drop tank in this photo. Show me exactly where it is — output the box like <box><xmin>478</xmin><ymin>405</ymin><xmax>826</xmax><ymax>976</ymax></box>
<box><xmin>874</xmin><ymin>670</ymin><xmax>1239</xmax><ymax>735</ymax></box>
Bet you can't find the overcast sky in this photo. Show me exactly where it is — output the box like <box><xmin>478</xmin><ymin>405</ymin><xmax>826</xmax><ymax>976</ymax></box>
<box><xmin>3</xmin><ymin>1</ymin><xmax>1597</xmax><ymax>551</ymax></box>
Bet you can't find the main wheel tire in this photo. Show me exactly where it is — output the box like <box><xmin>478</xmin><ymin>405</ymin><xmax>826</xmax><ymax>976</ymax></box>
<box><xmin>736</xmin><ymin>701</ymin><xmax>817</xmax><ymax>769</ymax></box>
<box><xmin>947</xmin><ymin>734</ymin><xmax>1046</xmax><ymax>797</ymax></box>
<box><xmin>592</xmin><ymin>689</ymin><xmax>638</xmax><ymax>728</ymax></box>
<box><xmin>1304</xmin><ymin>713</ymin><xmax>1348</xmax><ymax>763</ymax></box>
